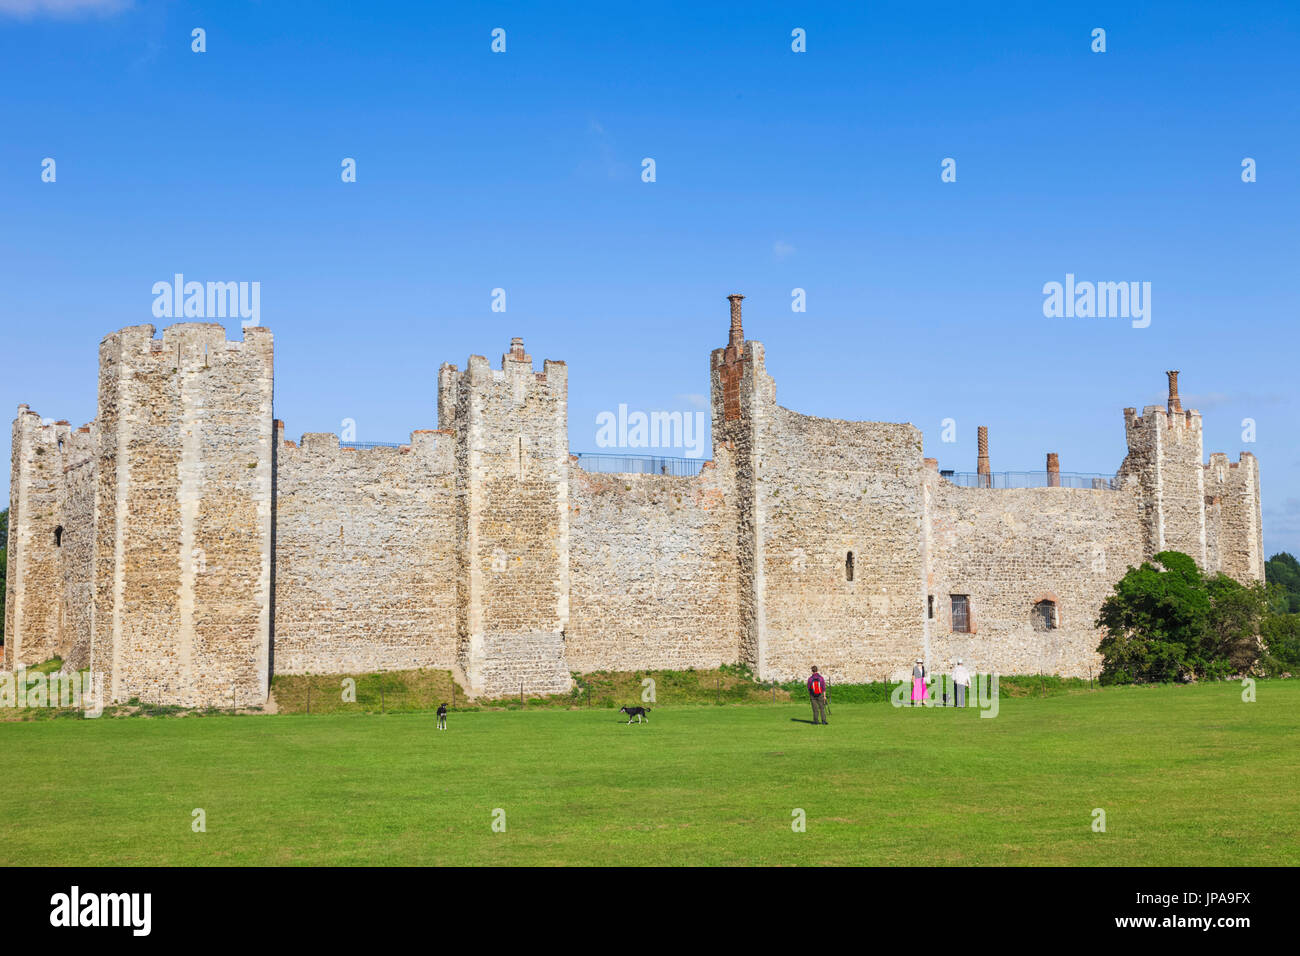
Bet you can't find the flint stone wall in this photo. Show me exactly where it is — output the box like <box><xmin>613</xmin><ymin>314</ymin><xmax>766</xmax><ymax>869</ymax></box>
<box><xmin>272</xmin><ymin>429</ymin><xmax>458</xmax><ymax>674</ymax></box>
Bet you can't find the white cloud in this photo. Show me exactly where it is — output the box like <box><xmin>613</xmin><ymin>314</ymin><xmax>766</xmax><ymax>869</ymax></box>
<box><xmin>676</xmin><ymin>393</ymin><xmax>709</xmax><ymax>411</ymax></box>
<box><xmin>772</xmin><ymin>240</ymin><xmax>796</xmax><ymax>260</ymax></box>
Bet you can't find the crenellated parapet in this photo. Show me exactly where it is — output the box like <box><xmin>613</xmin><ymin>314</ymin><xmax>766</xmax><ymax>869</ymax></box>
<box><xmin>5</xmin><ymin>307</ymin><xmax>1269</xmax><ymax>703</ymax></box>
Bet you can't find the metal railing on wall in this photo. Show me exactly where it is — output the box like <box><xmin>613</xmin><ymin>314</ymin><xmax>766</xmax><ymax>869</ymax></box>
<box><xmin>939</xmin><ymin>471</ymin><xmax>1120</xmax><ymax>490</ymax></box>
<box><xmin>571</xmin><ymin>453</ymin><xmax>709</xmax><ymax>477</ymax></box>
<box><xmin>339</xmin><ymin>441</ymin><xmax>406</xmax><ymax>450</ymax></box>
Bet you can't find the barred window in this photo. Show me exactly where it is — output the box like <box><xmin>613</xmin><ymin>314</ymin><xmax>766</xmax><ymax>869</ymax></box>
<box><xmin>951</xmin><ymin>594</ymin><xmax>970</xmax><ymax>633</ymax></box>
<box><xmin>1033</xmin><ymin>600</ymin><xmax>1058</xmax><ymax>631</ymax></box>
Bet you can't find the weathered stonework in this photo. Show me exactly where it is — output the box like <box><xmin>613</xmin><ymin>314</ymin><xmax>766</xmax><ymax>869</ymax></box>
<box><xmin>4</xmin><ymin>303</ymin><xmax>1266</xmax><ymax>705</ymax></box>
<box><xmin>272</xmin><ymin>428</ymin><xmax>457</xmax><ymax>675</ymax></box>
<box><xmin>567</xmin><ymin>455</ymin><xmax>741</xmax><ymax>673</ymax></box>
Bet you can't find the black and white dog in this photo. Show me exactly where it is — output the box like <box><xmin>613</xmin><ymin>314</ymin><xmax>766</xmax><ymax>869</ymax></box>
<box><xmin>436</xmin><ymin>703</ymin><xmax>448</xmax><ymax>730</ymax></box>
<box><xmin>619</xmin><ymin>705</ymin><xmax>651</xmax><ymax>724</ymax></box>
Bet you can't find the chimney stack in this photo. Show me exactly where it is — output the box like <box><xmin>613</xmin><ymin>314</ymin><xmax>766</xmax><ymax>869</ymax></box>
<box><xmin>977</xmin><ymin>426</ymin><xmax>991</xmax><ymax>487</ymax></box>
<box><xmin>727</xmin><ymin>294</ymin><xmax>745</xmax><ymax>350</ymax></box>
<box><xmin>1047</xmin><ymin>452</ymin><xmax>1060</xmax><ymax>487</ymax></box>
<box><xmin>1166</xmin><ymin>370</ymin><xmax>1181</xmax><ymax>415</ymax></box>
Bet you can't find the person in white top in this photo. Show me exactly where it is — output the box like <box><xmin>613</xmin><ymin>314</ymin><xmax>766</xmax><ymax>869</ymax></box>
<box><xmin>952</xmin><ymin>659</ymin><xmax>972</xmax><ymax>708</ymax></box>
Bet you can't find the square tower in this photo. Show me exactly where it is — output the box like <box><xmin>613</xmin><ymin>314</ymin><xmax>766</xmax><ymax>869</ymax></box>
<box><xmin>439</xmin><ymin>339</ymin><xmax>572</xmax><ymax>697</ymax></box>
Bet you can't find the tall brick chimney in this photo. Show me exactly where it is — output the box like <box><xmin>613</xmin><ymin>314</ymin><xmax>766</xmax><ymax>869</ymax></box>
<box><xmin>727</xmin><ymin>294</ymin><xmax>744</xmax><ymax>351</ymax></box>
<box><xmin>977</xmin><ymin>426</ymin><xmax>990</xmax><ymax>487</ymax></box>
<box><xmin>1047</xmin><ymin>452</ymin><xmax>1060</xmax><ymax>487</ymax></box>
<box><xmin>1166</xmin><ymin>370</ymin><xmax>1181</xmax><ymax>415</ymax></box>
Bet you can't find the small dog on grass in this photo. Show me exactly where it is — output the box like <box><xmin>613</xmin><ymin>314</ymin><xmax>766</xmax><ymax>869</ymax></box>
<box><xmin>619</xmin><ymin>705</ymin><xmax>651</xmax><ymax>724</ymax></box>
<box><xmin>436</xmin><ymin>703</ymin><xmax>448</xmax><ymax>730</ymax></box>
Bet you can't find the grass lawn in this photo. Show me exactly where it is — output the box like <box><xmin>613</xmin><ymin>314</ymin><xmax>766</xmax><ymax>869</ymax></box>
<box><xmin>1</xmin><ymin>680</ymin><xmax>1296</xmax><ymax>865</ymax></box>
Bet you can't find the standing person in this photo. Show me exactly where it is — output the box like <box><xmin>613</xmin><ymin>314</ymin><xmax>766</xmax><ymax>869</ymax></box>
<box><xmin>911</xmin><ymin>659</ymin><xmax>927</xmax><ymax>707</ymax></box>
<box><xmin>807</xmin><ymin>666</ymin><xmax>830</xmax><ymax>725</ymax></box>
<box><xmin>952</xmin><ymin>658</ymin><xmax>971</xmax><ymax>708</ymax></box>
<box><xmin>436</xmin><ymin>702</ymin><xmax>448</xmax><ymax>730</ymax></box>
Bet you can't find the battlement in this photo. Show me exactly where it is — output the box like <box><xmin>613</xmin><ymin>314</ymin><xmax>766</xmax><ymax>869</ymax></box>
<box><xmin>6</xmin><ymin>305</ymin><xmax>1267</xmax><ymax>704</ymax></box>
<box><xmin>100</xmin><ymin>322</ymin><xmax>271</xmax><ymax>358</ymax></box>
<box><xmin>277</xmin><ymin>424</ymin><xmax>455</xmax><ymax>472</ymax></box>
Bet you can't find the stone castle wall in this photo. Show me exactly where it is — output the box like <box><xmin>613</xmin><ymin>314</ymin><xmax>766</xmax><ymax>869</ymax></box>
<box><xmin>58</xmin><ymin>427</ymin><xmax>96</xmax><ymax>674</ymax></box>
<box><xmin>272</xmin><ymin>428</ymin><xmax>458</xmax><ymax>674</ymax></box>
<box><xmin>756</xmin><ymin>406</ymin><xmax>926</xmax><ymax>685</ymax></box>
<box><xmin>566</xmin><ymin>456</ymin><xmax>741</xmax><ymax>673</ymax></box>
<box><xmin>924</xmin><ymin>475</ymin><xmax>1145</xmax><ymax>680</ymax></box>
<box><xmin>4</xmin><ymin>307</ymin><xmax>1267</xmax><ymax>705</ymax></box>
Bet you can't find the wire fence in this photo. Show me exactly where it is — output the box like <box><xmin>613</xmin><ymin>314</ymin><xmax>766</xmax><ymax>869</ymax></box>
<box><xmin>939</xmin><ymin>471</ymin><xmax>1121</xmax><ymax>490</ymax></box>
<box><xmin>572</xmin><ymin>453</ymin><xmax>709</xmax><ymax>477</ymax></box>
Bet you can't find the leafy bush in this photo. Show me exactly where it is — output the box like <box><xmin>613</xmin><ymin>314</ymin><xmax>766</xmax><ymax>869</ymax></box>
<box><xmin>1265</xmin><ymin>552</ymin><xmax>1300</xmax><ymax>614</ymax></box>
<box><xmin>1096</xmin><ymin>551</ymin><xmax>1270</xmax><ymax>683</ymax></box>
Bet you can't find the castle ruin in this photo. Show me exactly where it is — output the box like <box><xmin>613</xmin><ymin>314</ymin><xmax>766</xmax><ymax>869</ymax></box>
<box><xmin>3</xmin><ymin>298</ymin><xmax>1264</xmax><ymax>705</ymax></box>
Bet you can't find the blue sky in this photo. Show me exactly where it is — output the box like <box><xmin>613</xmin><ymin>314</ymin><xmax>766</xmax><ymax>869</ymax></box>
<box><xmin>2</xmin><ymin>0</ymin><xmax>1297</xmax><ymax>557</ymax></box>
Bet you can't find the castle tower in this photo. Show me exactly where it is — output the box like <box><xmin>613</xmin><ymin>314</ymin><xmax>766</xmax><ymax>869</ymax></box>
<box><xmin>439</xmin><ymin>339</ymin><xmax>572</xmax><ymax>697</ymax></box>
<box><xmin>1120</xmin><ymin>370</ymin><xmax>1208</xmax><ymax>566</ymax></box>
<box><xmin>1204</xmin><ymin>451</ymin><xmax>1264</xmax><ymax>581</ymax></box>
<box><xmin>710</xmin><ymin>294</ymin><xmax>776</xmax><ymax>677</ymax></box>
<box><xmin>4</xmin><ymin>409</ymin><xmax>77</xmax><ymax>668</ymax></box>
<box><xmin>91</xmin><ymin>323</ymin><xmax>274</xmax><ymax>707</ymax></box>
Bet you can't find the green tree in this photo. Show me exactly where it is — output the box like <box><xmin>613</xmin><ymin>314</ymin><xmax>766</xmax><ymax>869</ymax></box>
<box><xmin>1096</xmin><ymin>550</ymin><xmax>1269</xmax><ymax>684</ymax></box>
<box><xmin>1260</xmin><ymin>612</ymin><xmax>1300</xmax><ymax>675</ymax></box>
<box><xmin>1265</xmin><ymin>552</ymin><xmax>1300</xmax><ymax>614</ymax></box>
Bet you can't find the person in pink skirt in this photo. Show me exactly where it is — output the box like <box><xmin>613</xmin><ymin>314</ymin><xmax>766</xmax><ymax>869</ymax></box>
<box><xmin>911</xmin><ymin>658</ymin><xmax>928</xmax><ymax>707</ymax></box>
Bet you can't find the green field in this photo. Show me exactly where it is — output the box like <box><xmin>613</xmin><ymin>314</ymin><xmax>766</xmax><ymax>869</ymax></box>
<box><xmin>2</xmin><ymin>681</ymin><xmax>1296</xmax><ymax>865</ymax></box>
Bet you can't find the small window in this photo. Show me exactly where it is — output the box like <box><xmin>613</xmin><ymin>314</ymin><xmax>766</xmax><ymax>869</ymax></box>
<box><xmin>1033</xmin><ymin>600</ymin><xmax>1057</xmax><ymax>631</ymax></box>
<box><xmin>951</xmin><ymin>594</ymin><xmax>970</xmax><ymax>633</ymax></box>
<box><xmin>54</xmin><ymin>526</ymin><xmax>63</xmax><ymax>547</ymax></box>
<box><xmin>927</xmin><ymin>595</ymin><xmax>935</xmax><ymax>619</ymax></box>
<box><xmin>845</xmin><ymin>551</ymin><xmax>854</xmax><ymax>582</ymax></box>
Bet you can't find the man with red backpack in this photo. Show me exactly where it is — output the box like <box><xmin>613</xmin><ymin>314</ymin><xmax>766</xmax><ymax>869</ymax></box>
<box><xmin>807</xmin><ymin>666</ymin><xmax>830</xmax><ymax>725</ymax></box>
